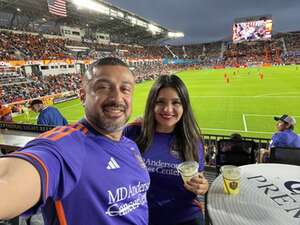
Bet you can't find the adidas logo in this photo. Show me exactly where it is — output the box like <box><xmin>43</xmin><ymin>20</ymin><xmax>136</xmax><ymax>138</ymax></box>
<box><xmin>106</xmin><ymin>157</ymin><xmax>120</xmax><ymax>170</ymax></box>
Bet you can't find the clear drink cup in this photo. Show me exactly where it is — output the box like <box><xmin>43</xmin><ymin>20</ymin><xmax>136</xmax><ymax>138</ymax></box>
<box><xmin>177</xmin><ymin>161</ymin><xmax>199</xmax><ymax>183</ymax></box>
<box><xmin>221</xmin><ymin>165</ymin><xmax>241</xmax><ymax>195</ymax></box>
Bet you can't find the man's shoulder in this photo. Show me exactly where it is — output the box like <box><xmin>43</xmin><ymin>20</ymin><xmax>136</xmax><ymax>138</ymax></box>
<box><xmin>44</xmin><ymin>106</ymin><xmax>59</xmax><ymax>113</ymax></box>
<box><xmin>34</xmin><ymin>123</ymin><xmax>88</xmax><ymax>144</ymax></box>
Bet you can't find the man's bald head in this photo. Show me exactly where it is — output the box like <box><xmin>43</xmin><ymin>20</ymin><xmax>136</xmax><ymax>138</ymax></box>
<box><xmin>83</xmin><ymin>57</ymin><xmax>130</xmax><ymax>85</ymax></box>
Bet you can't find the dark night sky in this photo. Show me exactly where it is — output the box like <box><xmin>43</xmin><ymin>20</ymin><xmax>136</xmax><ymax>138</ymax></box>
<box><xmin>105</xmin><ymin>0</ymin><xmax>300</xmax><ymax>44</ymax></box>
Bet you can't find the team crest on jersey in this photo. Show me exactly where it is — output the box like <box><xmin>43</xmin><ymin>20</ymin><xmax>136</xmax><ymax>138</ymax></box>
<box><xmin>133</xmin><ymin>152</ymin><xmax>147</xmax><ymax>169</ymax></box>
<box><xmin>170</xmin><ymin>143</ymin><xmax>182</xmax><ymax>160</ymax></box>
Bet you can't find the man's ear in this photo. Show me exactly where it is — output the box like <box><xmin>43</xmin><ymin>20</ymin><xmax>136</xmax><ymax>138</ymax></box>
<box><xmin>79</xmin><ymin>88</ymin><xmax>86</xmax><ymax>106</ymax></box>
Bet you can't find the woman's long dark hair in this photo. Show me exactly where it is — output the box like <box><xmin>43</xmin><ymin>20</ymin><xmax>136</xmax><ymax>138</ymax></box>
<box><xmin>136</xmin><ymin>74</ymin><xmax>202</xmax><ymax>161</ymax></box>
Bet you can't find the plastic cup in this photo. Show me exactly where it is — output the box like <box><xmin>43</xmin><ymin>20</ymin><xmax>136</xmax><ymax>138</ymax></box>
<box><xmin>221</xmin><ymin>165</ymin><xmax>241</xmax><ymax>195</ymax></box>
<box><xmin>177</xmin><ymin>161</ymin><xmax>199</xmax><ymax>183</ymax></box>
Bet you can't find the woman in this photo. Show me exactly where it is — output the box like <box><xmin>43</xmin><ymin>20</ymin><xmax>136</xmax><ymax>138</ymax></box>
<box><xmin>123</xmin><ymin>74</ymin><xmax>209</xmax><ymax>225</ymax></box>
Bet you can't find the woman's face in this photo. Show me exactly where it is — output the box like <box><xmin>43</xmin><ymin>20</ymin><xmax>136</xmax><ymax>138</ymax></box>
<box><xmin>154</xmin><ymin>87</ymin><xmax>183</xmax><ymax>133</ymax></box>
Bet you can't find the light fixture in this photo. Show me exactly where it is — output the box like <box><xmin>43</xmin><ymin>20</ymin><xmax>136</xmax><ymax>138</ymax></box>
<box><xmin>72</xmin><ymin>0</ymin><xmax>109</xmax><ymax>15</ymax></box>
<box><xmin>168</xmin><ymin>32</ymin><xmax>184</xmax><ymax>38</ymax></box>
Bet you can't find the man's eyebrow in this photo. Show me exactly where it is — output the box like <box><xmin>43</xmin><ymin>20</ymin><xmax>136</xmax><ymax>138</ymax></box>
<box><xmin>90</xmin><ymin>78</ymin><xmax>111</xmax><ymax>85</ymax></box>
<box><xmin>122</xmin><ymin>81</ymin><xmax>134</xmax><ymax>86</ymax></box>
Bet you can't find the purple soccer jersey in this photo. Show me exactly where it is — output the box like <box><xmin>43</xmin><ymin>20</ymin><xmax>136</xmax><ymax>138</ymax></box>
<box><xmin>5</xmin><ymin>120</ymin><xmax>150</xmax><ymax>225</ymax></box>
<box><xmin>123</xmin><ymin>124</ymin><xmax>205</xmax><ymax>225</ymax></box>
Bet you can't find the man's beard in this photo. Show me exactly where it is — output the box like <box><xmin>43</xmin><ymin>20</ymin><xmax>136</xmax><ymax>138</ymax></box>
<box><xmin>87</xmin><ymin>102</ymin><xmax>130</xmax><ymax>133</ymax></box>
<box><xmin>97</xmin><ymin>115</ymin><xmax>129</xmax><ymax>132</ymax></box>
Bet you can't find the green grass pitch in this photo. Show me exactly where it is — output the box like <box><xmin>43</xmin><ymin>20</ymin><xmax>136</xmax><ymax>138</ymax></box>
<box><xmin>14</xmin><ymin>65</ymin><xmax>300</xmax><ymax>139</ymax></box>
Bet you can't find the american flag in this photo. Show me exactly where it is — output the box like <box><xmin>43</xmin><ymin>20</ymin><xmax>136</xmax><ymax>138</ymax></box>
<box><xmin>47</xmin><ymin>0</ymin><xmax>67</xmax><ymax>17</ymax></box>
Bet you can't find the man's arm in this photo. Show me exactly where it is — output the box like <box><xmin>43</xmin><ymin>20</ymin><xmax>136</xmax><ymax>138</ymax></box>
<box><xmin>0</xmin><ymin>157</ymin><xmax>41</xmax><ymax>219</ymax></box>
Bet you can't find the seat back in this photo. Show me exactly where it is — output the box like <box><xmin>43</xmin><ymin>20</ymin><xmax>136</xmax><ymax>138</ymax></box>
<box><xmin>270</xmin><ymin>147</ymin><xmax>300</xmax><ymax>166</ymax></box>
<box><xmin>216</xmin><ymin>139</ymin><xmax>257</xmax><ymax>173</ymax></box>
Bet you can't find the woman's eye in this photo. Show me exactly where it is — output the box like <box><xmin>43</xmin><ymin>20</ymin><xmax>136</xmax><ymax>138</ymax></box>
<box><xmin>173</xmin><ymin>101</ymin><xmax>181</xmax><ymax>105</ymax></box>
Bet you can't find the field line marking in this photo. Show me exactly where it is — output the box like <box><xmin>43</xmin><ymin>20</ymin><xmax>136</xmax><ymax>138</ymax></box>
<box><xmin>191</xmin><ymin>95</ymin><xmax>300</xmax><ymax>98</ymax></box>
<box><xmin>242</xmin><ymin>114</ymin><xmax>248</xmax><ymax>132</ymax></box>
<box><xmin>201</xmin><ymin>127</ymin><xmax>273</xmax><ymax>135</ymax></box>
<box><xmin>244</xmin><ymin>113</ymin><xmax>300</xmax><ymax>117</ymax></box>
<box><xmin>255</xmin><ymin>92</ymin><xmax>300</xmax><ymax>97</ymax></box>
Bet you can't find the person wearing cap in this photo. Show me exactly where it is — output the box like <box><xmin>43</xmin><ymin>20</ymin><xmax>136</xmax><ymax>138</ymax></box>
<box><xmin>259</xmin><ymin>114</ymin><xmax>300</xmax><ymax>163</ymax></box>
<box><xmin>270</xmin><ymin>114</ymin><xmax>300</xmax><ymax>148</ymax></box>
<box><xmin>29</xmin><ymin>99</ymin><xmax>68</xmax><ymax>126</ymax></box>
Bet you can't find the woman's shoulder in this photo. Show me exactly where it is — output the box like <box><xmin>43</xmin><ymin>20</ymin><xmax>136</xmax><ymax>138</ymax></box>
<box><xmin>123</xmin><ymin>121</ymin><xmax>142</xmax><ymax>140</ymax></box>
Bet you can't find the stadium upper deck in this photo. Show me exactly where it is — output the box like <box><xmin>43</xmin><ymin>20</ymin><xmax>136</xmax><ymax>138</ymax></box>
<box><xmin>0</xmin><ymin>0</ymin><xmax>176</xmax><ymax>45</ymax></box>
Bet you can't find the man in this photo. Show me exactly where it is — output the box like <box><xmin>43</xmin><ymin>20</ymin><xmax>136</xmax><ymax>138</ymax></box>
<box><xmin>29</xmin><ymin>99</ymin><xmax>68</xmax><ymax>126</ymax></box>
<box><xmin>270</xmin><ymin>114</ymin><xmax>300</xmax><ymax>148</ymax></box>
<box><xmin>0</xmin><ymin>57</ymin><xmax>150</xmax><ymax>225</ymax></box>
<box><xmin>259</xmin><ymin>114</ymin><xmax>300</xmax><ymax>162</ymax></box>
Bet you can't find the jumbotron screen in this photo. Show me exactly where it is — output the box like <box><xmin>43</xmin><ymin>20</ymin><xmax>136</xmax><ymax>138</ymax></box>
<box><xmin>232</xmin><ymin>19</ymin><xmax>272</xmax><ymax>43</ymax></box>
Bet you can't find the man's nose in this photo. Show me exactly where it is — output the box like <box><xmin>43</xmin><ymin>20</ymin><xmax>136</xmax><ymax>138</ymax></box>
<box><xmin>109</xmin><ymin>88</ymin><xmax>122</xmax><ymax>101</ymax></box>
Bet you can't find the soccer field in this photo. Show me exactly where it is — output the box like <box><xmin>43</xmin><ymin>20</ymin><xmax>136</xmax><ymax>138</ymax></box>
<box><xmin>14</xmin><ymin>65</ymin><xmax>300</xmax><ymax>138</ymax></box>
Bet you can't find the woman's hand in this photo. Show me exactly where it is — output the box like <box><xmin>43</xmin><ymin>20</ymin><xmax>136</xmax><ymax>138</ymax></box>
<box><xmin>184</xmin><ymin>173</ymin><xmax>209</xmax><ymax>195</ymax></box>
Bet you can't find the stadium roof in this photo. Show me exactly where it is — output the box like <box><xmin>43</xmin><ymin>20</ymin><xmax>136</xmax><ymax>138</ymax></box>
<box><xmin>0</xmin><ymin>0</ymin><xmax>182</xmax><ymax>45</ymax></box>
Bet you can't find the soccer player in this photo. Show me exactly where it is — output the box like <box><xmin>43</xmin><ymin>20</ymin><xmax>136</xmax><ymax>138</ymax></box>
<box><xmin>259</xmin><ymin>72</ymin><xmax>264</xmax><ymax>80</ymax></box>
<box><xmin>123</xmin><ymin>75</ymin><xmax>209</xmax><ymax>225</ymax></box>
<box><xmin>226</xmin><ymin>77</ymin><xmax>230</xmax><ymax>84</ymax></box>
<box><xmin>29</xmin><ymin>99</ymin><xmax>68</xmax><ymax>126</ymax></box>
<box><xmin>0</xmin><ymin>57</ymin><xmax>150</xmax><ymax>225</ymax></box>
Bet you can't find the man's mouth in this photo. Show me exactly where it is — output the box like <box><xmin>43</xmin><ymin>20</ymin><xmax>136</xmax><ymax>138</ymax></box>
<box><xmin>103</xmin><ymin>105</ymin><xmax>126</xmax><ymax>118</ymax></box>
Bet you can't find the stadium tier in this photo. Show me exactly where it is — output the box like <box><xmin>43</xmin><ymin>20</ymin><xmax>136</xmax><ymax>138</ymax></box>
<box><xmin>0</xmin><ymin>0</ymin><xmax>300</xmax><ymax>139</ymax></box>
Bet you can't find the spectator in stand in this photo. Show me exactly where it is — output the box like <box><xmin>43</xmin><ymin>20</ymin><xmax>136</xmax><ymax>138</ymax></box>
<box><xmin>0</xmin><ymin>104</ymin><xmax>13</xmax><ymax>122</ymax></box>
<box><xmin>124</xmin><ymin>74</ymin><xmax>208</xmax><ymax>225</ymax></box>
<box><xmin>259</xmin><ymin>114</ymin><xmax>300</xmax><ymax>162</ymax></box>
<box><xmin>270</xmin><ymin>114</ymin><xmax>300</xmax><ymax>148</ymax></box>
<box><xmin>29</xmin><ymin>99</ymin><xmax>68</xmax><ymax>126</ymax></box>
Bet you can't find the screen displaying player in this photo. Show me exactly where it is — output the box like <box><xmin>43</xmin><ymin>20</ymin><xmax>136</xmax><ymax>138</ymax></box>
<box><xmin>233</xmin><ymin>19</ymin><xmax>272</xmax><ymax>43</ymax></box>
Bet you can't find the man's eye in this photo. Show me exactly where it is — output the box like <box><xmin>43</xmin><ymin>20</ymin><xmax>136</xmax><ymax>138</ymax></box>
<box><xmin>122</xmin><ymin>87</ymin><xmax>132</xmax><ymax>94</ymax></box>
<box><xmin>95</xmin><ymin>85</ymin><xmax>109</xmax><ymax>91</ymax></box>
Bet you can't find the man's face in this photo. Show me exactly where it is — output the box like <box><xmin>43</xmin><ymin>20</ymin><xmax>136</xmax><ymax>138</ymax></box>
<box><xmin>276</xmin><ymin>120</ymin><xmax>290</xmax><ymax>131</ymax></box>
<box><xmin>81</xmin><ymin>65</ymin><xmax>134</xmax><ymax>133</ymax></box>
<box><xmin>31</xmin><ymin>104</ymin><xmax>42</xmax><ymax>113</ymax></box>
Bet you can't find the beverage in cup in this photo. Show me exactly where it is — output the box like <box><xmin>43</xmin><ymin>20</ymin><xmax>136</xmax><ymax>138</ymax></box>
<box><xmin>177</xmin><ymin>161</ymin><xmax>199</xmax><ymax>183</ymax></box>
<box><xmin>221</xmin><ymin>165</ymin><xmax>241</xmax><ymax>195</ymax></box>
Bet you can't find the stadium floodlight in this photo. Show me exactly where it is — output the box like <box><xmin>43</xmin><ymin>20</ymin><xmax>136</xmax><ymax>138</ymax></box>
<box><xmin>148</xmin><ymin>24</ymin><xmax>162</xmax><ymax>34</ymax></box>
<box><xmin>72</xmin><ymin>0</ymin><xmax>109</xmax><ymax>15</ymax></box>
<box><xmin>117</xmin><ymin>11</ymin><xmax>124</xmax><ymax>18</ymax></box>
<box><xmin>168</xmin><ymin>32</ymin><xmax>184</xmax><ymax>38</ymax></box>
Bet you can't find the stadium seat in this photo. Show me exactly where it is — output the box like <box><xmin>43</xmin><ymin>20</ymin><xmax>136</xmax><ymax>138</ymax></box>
<box><xmin>270</xmin><ymin>147</ymin><xmax>300</xmax><ymax>166</ymax></box>
<box><xmin>216</xmin><ymin>139</ymin><xmax>257</xmax><ymax>174</ymax></box>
